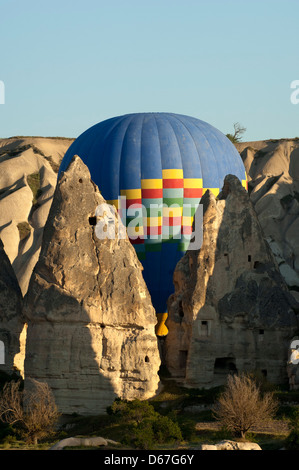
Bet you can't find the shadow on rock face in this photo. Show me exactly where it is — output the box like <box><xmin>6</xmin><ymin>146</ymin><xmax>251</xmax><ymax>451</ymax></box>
<box><xmin>23</xmin><ymin>155</ymin><xmax>161</xmax><ymax>416</ymax></box>
<box><xmin>165</xmin><ymin>174</ymin><xmax>299</xmax><ymax>388</ymax></box>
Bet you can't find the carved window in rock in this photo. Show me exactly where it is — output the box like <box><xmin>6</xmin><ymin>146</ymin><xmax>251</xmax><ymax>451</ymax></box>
<box><xmin>0</xmin><ymin>340</ymin><xmax>4</xmax><ymax>365</ymax></box>
<box><xmin>102</xmin><ymin>337</ymin><xmax>108</xmax><ymax>357</ymax></box>
<box><xmin>199</xmin><ymin>320</ymin><xmax>210</xmax><ymax>337</ymax></box>
<box><xmin>89</xmin><ymin>216</ymin><xmax>97</xmax><ymax>226</ymax></box>
<box><xmin>258</xmin><ymin>329</ymin><xmax>264</xmax><ymax>342</ymax></box>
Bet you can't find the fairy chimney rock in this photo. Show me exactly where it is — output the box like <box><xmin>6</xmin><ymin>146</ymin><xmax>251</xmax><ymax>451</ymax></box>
<box><xmin>166</xmin><ymin>174</ymin><xmax>299</xmax><ymax>388</ymax></box>
<box><xmin>23</xmin><ymin>155</ymin><xmax>161</xmax><ymax>415</ymax></box>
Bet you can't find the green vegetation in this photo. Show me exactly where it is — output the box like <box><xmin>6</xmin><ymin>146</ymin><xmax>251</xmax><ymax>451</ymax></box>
<box><xmin>27</xmin><ymin>172</ymin><xmax>42</xmax><ymax>206</ymax></box>
<box><xmin>284</xmin><ymin>408</ymin><xmax>299</xmax><ymax>450</ymax></box>
<box><xmin>17</xmin><ymin>222</ymin><xmax>31</xmax><ymax>241</ymax></box>
<box><xmin>0</xmin><ymin>144</ymin><xmax>61</xmax><ymax>173</ymax></box>
<box><xmin>0</xmin><ymin>374</ymin><xmax>299</xmax><ymax>450</ymax></box>
<box><xmin>107</xmin><ymin>399</ymin><xmax>182</xmax><ymax>449</ymax></box>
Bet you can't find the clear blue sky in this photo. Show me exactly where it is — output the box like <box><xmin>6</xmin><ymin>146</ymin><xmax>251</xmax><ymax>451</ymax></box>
<box><xmin>0</xmin><ymin>0</ymin><xmax>298</xmax><ymax>141</ymax></box>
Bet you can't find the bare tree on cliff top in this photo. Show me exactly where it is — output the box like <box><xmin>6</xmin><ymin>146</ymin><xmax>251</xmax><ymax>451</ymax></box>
<box><xmin>226</xmin><ymin>122</ymin><xmax>246</xmax><ymax>143</ymax></box>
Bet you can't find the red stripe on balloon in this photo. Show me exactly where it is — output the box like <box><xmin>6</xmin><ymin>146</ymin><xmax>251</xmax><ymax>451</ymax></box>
<box><xmin>163</xmin><ymin>179</ymin><xmax>184</xmax><ymax>189</ymax></box>
<box><xmin>126</xmin><ymin>199</ymin><xmax>142</xmax><ymax>209</ymax></box>
<box><xmin>184</xmin><ymin>188</ymin><xmax>203</xmax><ymax>198</ymax></box>
<box><xmin>181</xmin><ymin>226</ymin><xmax>193</xmax><ymax>235</ymax></box>
<box><xmin>141</xmin><ymin>188</ymin><xmax>163</xmax><ymax>198</ymax></box>
<box><xmin>163</xmin><ymin>216</ymin><xmax>182</xmax><ymax>226</ymax></box>
<box><xmin>144</xmin><ymin>226</ymin><xmax>162</xmax><ymax>236</ymax></box>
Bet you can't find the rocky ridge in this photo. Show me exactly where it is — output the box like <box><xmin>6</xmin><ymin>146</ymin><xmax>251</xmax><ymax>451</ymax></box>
<box><xmin>236</xmin><ymin>138</ymin><xmax>299</xmax><ymax>301</ymax></box>
<box><xmin>0</xmin><ymin>136</ymin><xmax>74</xmax><ymax>295</ymax></box>
<box><xmin>1</xmin><ymin>136</ymin><xmax>299</xmax><ymax>302</ymax></box>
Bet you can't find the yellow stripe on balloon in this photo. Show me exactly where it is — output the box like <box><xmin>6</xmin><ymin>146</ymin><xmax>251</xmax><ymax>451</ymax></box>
<box><xmin>141</xmin><ymin>179</ymin><xmax>163</xmax><ymax>189</ymax></box>
<box><xmin>202</xmin><ymin>188</ymin><xmax>220</xmax><ymax>197</ymax></box>
<box><xmin>183</xmin><ymin>178</ymin><xmax>203</xmax><ymax>188</ymax></box>
<box><xmin>182</xmin><ymin>215</ymin><xmax>193</xmax><ymax>226</ymax></box>
<box><xmin>163</xmin><ymin>206</ymin><xmax>183</xmax><ymax>217</ymax></box>
<box><xmin>162</xmin><ymin>169</ymin><xmax>184</xmax><ymax>179</ymax></box>
<box><xmin>127</xmin><ymin>226</ymin><xmax>144</xmax><ymax>237</ymax></box>
<box><xmin>145</xmin><ymin>216</ymin><xmax>162</xmax><ymax>227</ymax></box>
<box><xmin>120</xmin><ymin>188</ymin><xmax>142</xmax><ymax>199</ymax></box>
<box><xmin>107</xmin><ymin>199</ymin><xmax>119</xmax><ymax>209</ymax></box>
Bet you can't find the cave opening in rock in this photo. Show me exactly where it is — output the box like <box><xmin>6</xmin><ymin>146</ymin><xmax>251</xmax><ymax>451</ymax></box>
<box><xmin>178</xmin><ymin>300</ymin><xmax>184</xmax><ymax>319</ymax></box>
<box><xmin>214</xmin><ymin>357</ymin><xmax>237</xmax><ymax>375</ymax></box>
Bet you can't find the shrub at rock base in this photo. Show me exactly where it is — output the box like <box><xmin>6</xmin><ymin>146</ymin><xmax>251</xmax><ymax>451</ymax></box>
<box><xmin>107</xmin><ymin>399</ymin><xmax>182</xmax><ymax>449</ymax></box>
<box><xmin>285</xmin><ymin>409</ymin><xmax>299</xmax><ymax>450</ymax></box>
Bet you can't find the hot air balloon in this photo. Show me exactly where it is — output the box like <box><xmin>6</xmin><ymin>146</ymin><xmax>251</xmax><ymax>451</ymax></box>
<box><xmin>59</xmin><ymin>113</ymin><xmax>247</xmax><ymax>336</ymax></box>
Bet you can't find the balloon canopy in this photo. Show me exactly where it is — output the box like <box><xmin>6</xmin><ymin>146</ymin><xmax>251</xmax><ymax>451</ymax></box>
<box><xmin>59</xmin><ymin>113</ymin><xmax>247</xmax><ymax>335</ymax></box>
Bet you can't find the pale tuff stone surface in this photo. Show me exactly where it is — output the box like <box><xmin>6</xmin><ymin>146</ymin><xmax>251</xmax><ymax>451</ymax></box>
<box><xmin>0</xmin><ymin>239</ymin><xmax>25</xmax><ymax>375</ymax></box>
<box><xmin>236</xmin><ymin>139</ymin><xmax>299</xmax><ymax>295</ymax></box>
<box><xmin>24</xmin><ymin>155</ymin><xmax>160</xmax><ymax>415</ymax></box>
<box><xmin>198</xmin><ymin>440</ymin><xmax>261</xmax><ymax>450</ymax></box>
<box><xmin>0</xmin><ymin>137</ymin><xmax>74</xmax><ymax>295</ymax></box>
<box><xmin>165</xmin><ymin>175</ymin><xmax>299</xmax><ymax>388</ymax></box>
<box><xmin>50</xmin><ymin>436</ymin><xmax>119</xmax><ymax>450</ymax></box>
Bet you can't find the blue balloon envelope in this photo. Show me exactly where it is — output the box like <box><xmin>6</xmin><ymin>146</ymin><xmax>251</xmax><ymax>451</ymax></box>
<box><xmin>59</xmin><ymin>113</ymin><xmax>247</xmax><ymax>335</ymax></box>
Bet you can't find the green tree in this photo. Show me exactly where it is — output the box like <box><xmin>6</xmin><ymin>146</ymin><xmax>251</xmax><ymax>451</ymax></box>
<box><xmin>107</xmin><ymin>398</ymin><xmax>182</xmax><ymax>449</ymax></box>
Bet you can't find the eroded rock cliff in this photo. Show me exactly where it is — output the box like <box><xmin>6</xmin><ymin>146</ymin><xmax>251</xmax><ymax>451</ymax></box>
<box><xmin>0</xmin><ymin>239</ymin><xmax>25</xmax><ymax>375</ymax></box>
<box><xmin>0</xmin><ymin>137</ymin><xmax>74</xmax><ymax>295</ymax></box>
<box><xmin>236</xmin><ymin>138</ymin><xmax>299</xmax><ymax>300</ymax></box>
